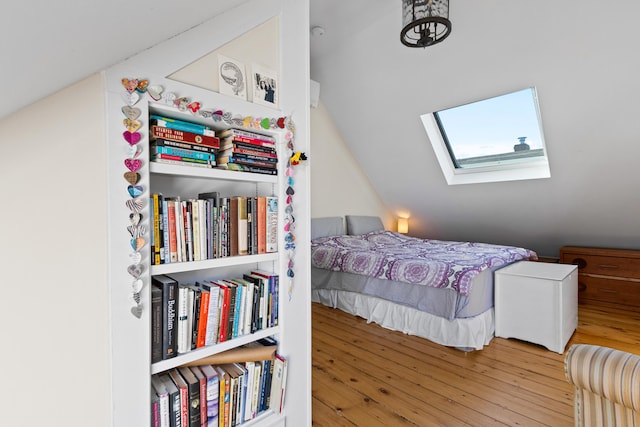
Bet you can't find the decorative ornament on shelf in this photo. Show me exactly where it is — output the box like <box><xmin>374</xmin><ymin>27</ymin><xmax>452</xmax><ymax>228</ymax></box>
<box><xmin>401</xmin><ymin>0</ymin><xmax>452</xmax><ymax>48</ymax></box>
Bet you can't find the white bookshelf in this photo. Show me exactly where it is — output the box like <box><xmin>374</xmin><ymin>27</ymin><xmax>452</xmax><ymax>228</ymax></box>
<box><xmin>104</xmin><ymin>1</ymin><xmax>311</xmax><ymax>425</ymax></box>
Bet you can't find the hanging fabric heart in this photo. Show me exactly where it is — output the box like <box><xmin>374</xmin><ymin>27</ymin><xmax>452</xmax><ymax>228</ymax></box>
<box><xmin>147</xmin><ymin>85</ymin><xmax>163</xmax><ymax>101</ymax></box>
<box><xmin>126</xmin><ymin>144</ymin><xmax>143</xmax><ymax>159</ymax></box>
<box><xmin>126</xmin><ymin>198</ymin><xmax>144</xmax><ymax>213</ymax></box>
<box><xmin>188</xmin><ymin>101</ymin><xmax>201</xmax><ymax>114</ymax></box>
<box><xmin>130</xmin><ymin>305</ymin><xmax>142</xmax><ymax>318</ymax></box>
<box><xmin>277</xmin><ymin>117</ymin><xmax>286</xmax><ymax>128</ymax></box>
<box><xmin>131</xmin><ymin>278</ymin><xmax>144</xmax><ymax>293</ymax></box>
<box><xmin>121</xmin><ymin>91</ymin><xmax>140</xmax><ymax>106</ymax></box>
<box><xmin>127</xmin><ymin>264</ymin><xmax>145</xmax><ymax>279</ymax></box>
<box><xmin>122</xmin><ymin>105</ymin><xmax>141</xmax><ymax>120</ymax></box>
<box><xmin>127</xmin><ymin>185</ymin><xmax>144</xmax><ymax>198</ymax></box>
<box><xmin>260</xmin><ymin>118</ymin><xmax>271</xmax><ymax>129</ymax></box>
<box><xmin>123</xmin><ymin>171</ymin><xmax>140</xmax><ymax>185</ymax></box>
<box><xmin>127</xmin><ymin>225</ymin><xmax>146</xmax><ymax>238</ymax></box>
<box><xmin>174</xmin><ymin>97</ymin><xmax>189</xmax><ymax>111</ymax></box>
<box><xmin>130</xmin><ymin>237</ymin><xmax>145</xmax><ymax>251</ymax></box>
<box><xmin>123</xmin><ymin>118</ymin><xmax>141</xmax><ymax>132</ymax></box>
<box><xmin>124</xmin><ymin>158</ymin><xmax>142</xmax><ymax>172</ymax></box>
<box><xmin>162</xmin><ymin>92</ymin><xmax>177</xmax><ymax>105</ymax></box>
<box><xmin>129</xmin><ymin>251</ymin><xmax>142</xmax><ymax>265</ymax></box>
<box><xmin>243</xmin><ymin>116</ymin><xmax>252</xmax><ymax>128</ymax></box>
<box><xmin>129</xmin><ymin>212</ymin><xmax>142</xmax><ymax>226</ymax></box>
<box><xmin>123</xmin><ymin>131</ymin><xmax>141</xmax><ymax>145</ymax></box>
<box><xmin>122</xmin><ymin>78</ymin><xmax>139</xmax><ymax>93</ymax></box>
<box><xmin>286</xmin><ymin>186</ymin><xmax>295</xmax><ymax>195</ymax></box>
<box><xmin>136</xmin><ymin>80</ymin><xmax>149</xmax><ymax>93</ymax></box>
<box><xmin>131</xmin><ymin>291</ymin><xmax>141</xmax><ymax>305</ymax></box>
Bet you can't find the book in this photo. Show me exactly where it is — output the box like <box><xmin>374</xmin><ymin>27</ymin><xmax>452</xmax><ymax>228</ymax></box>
<box><xmin>265</xmin><ymin>197</ymin><xmax>278</xmax><ymax>252</ymax></box>
<box><xmin>151</xmin><ymin>284</ymin><xmax>163</xmax><ymax>364</ymax></box>
<box><xmin>151</xmin><ymin>157</ymin><xmax>214</xmax><ymax>169</ymax></box>
<box><xmin>168</xmin><ymin>369</ymin><xmax>189</xmax><ymax>427</ymax></box>
<box><xmin>151</xmin><ymin>145</ymin><xmax>216</xmax><ymax>162</ymax></box>
<box><xmin>217</xmin><ymin>144</ymin><xmax>277</xmax><ymax>159</ymax></box>
<box><xmin>215</xmin><ymin>281</ymin><xmax>231</xmax><ymax>342</ymax></box>
<box><xmin>187</xmin><ymin>284</ymin><xmax>201</xmax><ymax>351</ymax></box>
<box><xmin>219</xmin><ymin>162</ymin><xmax>278</xmax><ymax>175</ymax></box>
<box><xmin>199</xmin><ymin>365</ymin><xmax>220</xmax><ymax>427</ymax></box>
<box><xmin>166</xmin><ymin>199</ymin><xmax>179</xmax><ymax>263</ymax></box>
<box><xmin>218</xmin><ymin>364</ymin><xmax>241</xmax><ymax>427</ymax></box>
<box><xmin>177</xmin><ymin>285</ymin><xmax>190</xmax><ymax>354</ymax></box>
<box><xmin>198</xmin><ymin>281</ymin><xmax>221</xmax><ymax>346</ymax></box>
<box><xmin>229</xmin><ymin>197</ymin><xmax>239</xmax><ymax>256</ymax></box>
<box><xmin>151</xmin><ymin>376</ymin><xmax>171</xmax><ymax>427</ymax></box>
<box><xmin>150</xmin><ymin>125</ymin><xmax>221</xmax><ymax>148</ymax></box>
<box><xmin>269</xmin><ymin>354</ymin><xmax>288</xmax><ymax>414</ymax></box>
<box><xmin>236</xmin><ymin>196</ymin><xmax>248</xmax><ymax>256</ymax></box>
<box><xmin>152</xmin><ymin>136</ymin><xmax>218</xmax><ymax>154</ymax></box>
<box><xmin>178</xmin><ymin>366</ymin><xmax>202</xmax><ymax>427</ymax></box>
<box><xmin>258</xmin><ymin>358</ymin><xmax>273</xmax><ymax>413</ymax></box>
<box><xmin>190</xmin><ymin>366</ymin><xmax>208</xmax><ymax>426</ymax></box>
<box><xmin>152</xmin><ymin>193</ymin><xmax>162</xmax><ymax>265</ymax></box>
<box><xmin>151</xmin><ymin>115</ymin><xmax>217</xmax><ymax>137</ymax></box>
<box><xmin>256</xmin><ymin>196</ymin><xmax>266</xmax><ymax>254</ymax></box>
<box><xmin>214</xmin><ymin>366</ymin><xmax>230</xmax><ymax>427</ymax></box>
<box><xmin>230</xmin><ymin>128</ymin><xmax>276</xmax><ymax>146</ymax></box>
<box><xmin>198</xmin><ymin>192</ymin><xmax>220</xmax><ymax>259</ymax></box>
<box><xmin>151</xmin><ymin>153</ymin><xmax>214</xmax><ymax>167</ymax></box>
<box><xmin>158</xmin><ymin>374</ymin><xmax>182</xmax><ymax>427</ymax></box>
<box><xmin>152</xmin><ymin>275</ymin><xmax>178</xmax><ymax>360</ymax></box>
<box><xmin>196</xmin><ymin>284</ymin><xmax>210</xmax><ymax>348</ymax></box>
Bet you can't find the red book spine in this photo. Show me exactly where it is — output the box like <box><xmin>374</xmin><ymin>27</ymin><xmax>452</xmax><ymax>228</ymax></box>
<box><xmin>196</xmin><ymin>291</ymin><xmax>210</xmax><ymax>348</ymax></box>
<box><xmin>217</xmin><ymin>283</ymin><xmax>230</xmax><ymax>342</ymax></box>
<box><xmin>151</xmin><ymin>125</ymin><xmax>220</xmax><ymax>148</ymax></box>
<box><xmin>232</xmin><ymin>135</ymin><xmax>276</xmax><ymax>148</ymax></box>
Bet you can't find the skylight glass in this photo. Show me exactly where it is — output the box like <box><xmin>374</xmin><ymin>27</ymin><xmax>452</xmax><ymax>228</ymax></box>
<box><xmin>421</xmin><ymin>87</ymin><xmax>551</xmax><ymax>185</ymax></box>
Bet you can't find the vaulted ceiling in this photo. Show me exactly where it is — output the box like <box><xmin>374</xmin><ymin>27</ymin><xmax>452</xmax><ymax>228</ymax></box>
<box><xmin>4</xmin><ymin>0</ymin><xmax>639</xmax><ymax>256</ymax></box>
<box><xmin>310</xmin><ymin>0</ymin><xmax>640</xmax><ymax>256</ymax></box>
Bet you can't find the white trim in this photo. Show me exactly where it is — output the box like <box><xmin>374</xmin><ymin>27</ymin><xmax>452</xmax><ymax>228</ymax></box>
<box><xmin>421</xmin><ymin>113</ymin><xmax>551</xmax><ymax>185</ymax></box>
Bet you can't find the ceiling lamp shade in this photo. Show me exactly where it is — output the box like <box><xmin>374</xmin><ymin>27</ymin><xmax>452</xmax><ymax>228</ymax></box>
<box><xmin>401</xmin><ymin>0</ymin><xmax>452</xmax><ymax>48</ymax></box>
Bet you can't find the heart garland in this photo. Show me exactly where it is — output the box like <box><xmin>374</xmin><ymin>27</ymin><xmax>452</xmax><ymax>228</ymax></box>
<box><xmin>118</xmin><ymin>75</ymin><xmax>302</xmax><ymax>315</ymax></box>
<box><xmin>121</xmin><ymin>77</ymin><xmax>147</xmax><ymax>318</ymax></box>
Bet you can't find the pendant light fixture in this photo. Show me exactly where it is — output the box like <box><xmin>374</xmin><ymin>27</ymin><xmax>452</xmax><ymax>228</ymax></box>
<box><xmin>401</xmin><ymin>0</ymin><xmax>452</xmax><ymax>48</ymax></box>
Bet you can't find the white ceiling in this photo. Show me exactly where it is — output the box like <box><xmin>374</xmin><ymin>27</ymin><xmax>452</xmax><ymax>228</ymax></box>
<box><xmin>0</xmin><ymin>0</ymin><xmax>248</xmax><ymax>119</ymax></box>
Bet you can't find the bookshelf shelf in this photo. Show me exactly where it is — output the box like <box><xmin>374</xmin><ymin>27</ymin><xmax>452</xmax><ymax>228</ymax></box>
<box><xmin>150</xmin><ymin>253</ymin><xmax>279</xmax><ymax>275</ymax></box>
<box><xmin>150</xmin><ymin>161</ymin><xmax>279</xmax><ymax>183</ymax></box>
<box><xmin>151</xmin><ymin>326</ymin><xmax>280</xmax><ymax>374</ymax></box>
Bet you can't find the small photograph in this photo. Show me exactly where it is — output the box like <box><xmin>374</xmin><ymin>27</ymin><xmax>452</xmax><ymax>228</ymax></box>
<box><xmin>218</xmin><ymin>55</ymin><xmax>247</xmax><ymax>100</ymax></box>
<box><xmin>252</xmin><ymin>64</ymin><xmax>278</xmax><ymax>108</ymax></box>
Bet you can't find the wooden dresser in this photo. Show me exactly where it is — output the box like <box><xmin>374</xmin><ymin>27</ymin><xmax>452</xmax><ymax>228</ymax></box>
<box><xmin>559</xmin><ymin>246</ymin><xmax>640</xmax><ymax>307</ymax></box>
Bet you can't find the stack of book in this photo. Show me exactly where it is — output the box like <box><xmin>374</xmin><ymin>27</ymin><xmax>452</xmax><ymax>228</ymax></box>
<box><xmin>150</xmin><ymin>115</ymin><xmax>221</xmax><ymax>168</ymax></box>
<box><xmin>216</xmin><ymin>128</ymin><xmax>278</xmax><ymax>175</ymax></box>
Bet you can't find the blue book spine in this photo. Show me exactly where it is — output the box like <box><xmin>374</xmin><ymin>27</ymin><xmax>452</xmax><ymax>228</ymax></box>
<box><xmin>152</xmin><ymin>145</ymin><xmax>215</xmax><ymax>161</ymax></box>
<box><xmin>150</xmin><ymin>115</ymin><xmax>216</xmax><ymax>136</ymax></box>
<box><xmin>232</xmin><ymin>284</ymin><xmax>243</xmax><ymax>338</ymax></box>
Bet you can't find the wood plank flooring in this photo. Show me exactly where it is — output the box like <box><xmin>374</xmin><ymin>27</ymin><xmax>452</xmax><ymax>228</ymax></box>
<box><xmin>311</xmin><ymin>301</ymin><xmax>640</xmax><ymax>426</ymax></box>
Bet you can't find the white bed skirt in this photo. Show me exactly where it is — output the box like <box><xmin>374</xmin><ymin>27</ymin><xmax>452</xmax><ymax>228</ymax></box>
<box><xmin>312</xmin><ymin>289</ymin><xmax>495</xmax><ymax>351</ymax></box>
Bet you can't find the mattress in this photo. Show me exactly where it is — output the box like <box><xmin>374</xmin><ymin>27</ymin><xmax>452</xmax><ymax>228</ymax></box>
<box><xmin>311</xmin><ymin>266</ymin><xmax>494</xmax><ymax>320</ymax></box>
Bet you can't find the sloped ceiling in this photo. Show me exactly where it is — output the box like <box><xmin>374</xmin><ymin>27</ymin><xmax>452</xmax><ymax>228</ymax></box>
<box><xmin>0</xmin><ymin>0</ymin><xmax>248</xmax><ymax>119</ymax></box>
<box><xmin>310</xmin><ymin>0</ymin><xmax>640</xmax><ymax>256</ymax></box>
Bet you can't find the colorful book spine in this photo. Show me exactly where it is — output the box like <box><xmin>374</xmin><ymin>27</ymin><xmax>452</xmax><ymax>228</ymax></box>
<box><xmin>152</xmin><ymin>137</ymin><xmax>218</xmax><ymax>154</ymax></box>
<box><xmin>150</xmin><ymin>125</ymin><xmax>220</xmax><ymax>148</ymax></box>
<box><xmin>151</xmin><ymin>153</ymin><xmax>214</xmax><ymax>166</ymax></box>
<box><xmin>150</xmin><ymin>115</ymin><xmax>216</xmax><ymax>137</ymax></box>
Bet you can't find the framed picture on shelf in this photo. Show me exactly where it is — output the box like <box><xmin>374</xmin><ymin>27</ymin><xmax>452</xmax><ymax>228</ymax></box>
<box><xmin>218</xmin><ymin>54</ymin><xmax>247</xmax><ymax>100</ymax></box>
<box><xmin>252</xmin><ymin>64</ymin><xmax>278</xmax><ymax>108</ymax></box>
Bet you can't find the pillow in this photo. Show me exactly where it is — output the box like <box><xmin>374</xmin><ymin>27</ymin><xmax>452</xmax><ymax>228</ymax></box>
<box><xmin>311</xmin><ymin>217</ymin><xmax>345</xmax><ymax>240</ymax></box>
<box><xmin>345</xmin><ymin>215</ymin><xmax>384</xmax><ymax>235</ymax></box>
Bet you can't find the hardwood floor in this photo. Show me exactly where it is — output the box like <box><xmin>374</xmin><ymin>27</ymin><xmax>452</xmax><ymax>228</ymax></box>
<box><xmin>311</xmin><ymin>301</ymin><xmax>640</xmax><ymax>426</ymax></box>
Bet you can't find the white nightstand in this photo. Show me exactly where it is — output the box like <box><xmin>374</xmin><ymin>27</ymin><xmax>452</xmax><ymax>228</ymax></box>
<box><xmin>495</xmin><ymin>261</ymin><xmax>578</xmax><ymax>354</ymax></box>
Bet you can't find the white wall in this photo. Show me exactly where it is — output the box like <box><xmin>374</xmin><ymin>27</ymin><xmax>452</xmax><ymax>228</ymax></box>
<box><xmin>0</xmin><ymin>74</ymin><xmax>111</xmax><ymax>425</ymax></box>
<box><xmin>310</xmin><ymin>101</ymin><xmax>394</xmax><ymax>230</ymax></box>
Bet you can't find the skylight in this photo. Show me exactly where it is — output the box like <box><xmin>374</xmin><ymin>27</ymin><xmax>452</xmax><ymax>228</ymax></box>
<box><xmin>421</xmin><ymin>87</ymin><xmax>550</xmax><ymax>185</ymax></box>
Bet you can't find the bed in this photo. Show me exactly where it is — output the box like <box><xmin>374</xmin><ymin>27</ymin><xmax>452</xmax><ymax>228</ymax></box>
<box><xmin>310</xmin><ymin>215</ymin><xmax>538</xmax><ymax>350</ymax></box>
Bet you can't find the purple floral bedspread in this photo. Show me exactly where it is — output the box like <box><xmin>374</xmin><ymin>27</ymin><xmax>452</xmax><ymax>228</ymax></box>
<box><xmin>311</xmin><ymin>231</ymin><xmax>537</xmax><ymax>296</ymax></box>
